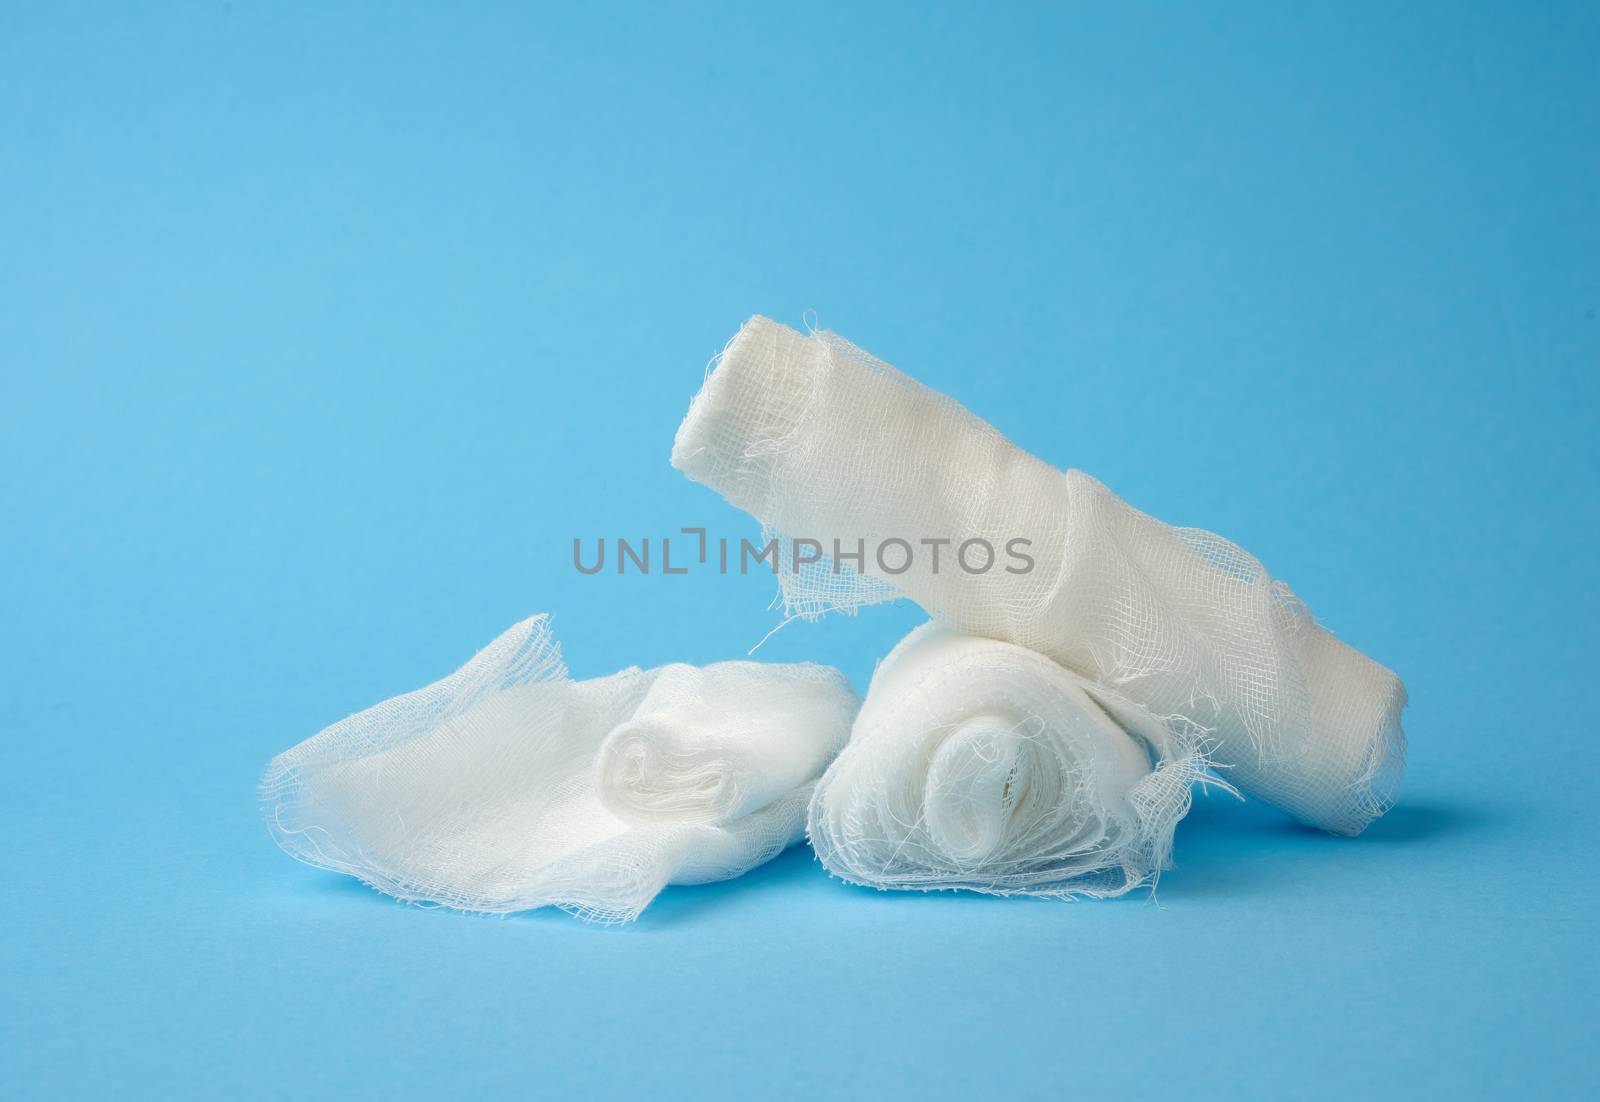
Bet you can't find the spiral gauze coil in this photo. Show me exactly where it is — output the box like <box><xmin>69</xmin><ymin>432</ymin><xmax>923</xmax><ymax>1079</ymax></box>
<box><xmin>809</xmin><ymin>623</ymin><xmax>1215</xmax><ymax>897</ymax></box>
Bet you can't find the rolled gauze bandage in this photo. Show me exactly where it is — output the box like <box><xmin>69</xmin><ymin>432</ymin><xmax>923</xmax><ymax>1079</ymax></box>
<box><xmin>596</xmin><ymin>662</ymin><xmax>854</xmax><ymax>825</ymax></box>
<box><xmin>261</xmin><ymin>616</ymin><xmax>858</xmax><ymax>922</ymax></box>
<box><xmin>808</xmin><ymin>623</ymin><xmax>1211</xmax><ymax>896</ymax></box>
<box><xmin>673</xmin><ymin>316</ymin><xmax>1406</xmax><ymax>836</ymax></box>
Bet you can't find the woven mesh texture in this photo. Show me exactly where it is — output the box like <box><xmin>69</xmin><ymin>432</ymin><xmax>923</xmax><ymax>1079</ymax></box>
<box><xmin>261</xmin><ymin>616</ymin><xmax>859</xmax><ymax>923</ymax></box>
<box><xmin>808</xmin><ymin>623</ymin><xmax>1212</xmax><ymax>897</ymax></box>
<box><xmin>673</xmin><ymin>316</ymin><xmax>1406</xmax><ymax>836</ymax></box>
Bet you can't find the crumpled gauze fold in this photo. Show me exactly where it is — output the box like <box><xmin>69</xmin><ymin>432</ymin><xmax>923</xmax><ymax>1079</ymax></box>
<box><xmin>808</xmin><ymin>623</ymin><xmax>1212</xmax><ymax>897</ymax></box>
<box><xmin>261</xmin><ymin>616</ymin><xmax>859</xmax><ymax>922</ymax></box>
<box><xmin>672</xmin><ymin>316</ymin><xmax>1406</xmax><ymax>836</ymax></box>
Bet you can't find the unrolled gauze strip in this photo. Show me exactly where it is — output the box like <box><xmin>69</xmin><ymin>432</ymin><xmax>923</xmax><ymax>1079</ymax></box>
<box><xmin>673</xmin><ymin>316</ymin><xmax>1406</xmax><ymax>836</ymax></box>
<box><xmin>261</xmin><ymin>615</ymin><xmax>858</xmax><ymax>922</ymax></box>
<box><xmin>809</xmin><ymin>623</ymin><xmax>1211</xmax><ymax>896</ymax></box>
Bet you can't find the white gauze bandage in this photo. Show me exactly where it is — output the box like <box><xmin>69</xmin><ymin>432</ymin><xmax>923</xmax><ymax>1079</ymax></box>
<box><xmin>809</xmin><ymin>623</ymin><xmax>1213</xmax><ymax>897</ymax></box>
<box><xmin>261</xmin><ymin>615</ymin><xmax>858</xmax><ymax>922</ymax></box>
<box><xmin>672</xmin><ymin>316</ymin><xmax>1406</xmax><ymax>836</ymax></box>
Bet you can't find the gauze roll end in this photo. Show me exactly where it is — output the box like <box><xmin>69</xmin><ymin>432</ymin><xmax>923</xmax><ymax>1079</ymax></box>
<box><xmin>671</xmin><ymin>315</ymin><xmax>824</xmax><ymax>516</ymax></box>
<box><xmin>1299</xmin><ymin>627</ymin><xmax>1407</xmax><ymax>836</ymax></box>
<box><xmin>1208</xmin><ymin>625</ymin><xmax>1407</xmax><ymax>837</ymax></box>
<box><xmin>808</xmin><ymin>625</ymin><xmax>1205</xmax><ymax>899</ymax></box>
<box><xmin>595</xmin><ymin>718</ymin><xmax>742</xmax><ymax>825</ymax></box>
<box><xmin>921</xmin><ymin>714</ymin><xmax>1032</xmax><ymax>869</ymax></box>
<box><xmin>595</xmin><ymin>660</ymin><xmax>858</xmax><ymax>827</ymax></box>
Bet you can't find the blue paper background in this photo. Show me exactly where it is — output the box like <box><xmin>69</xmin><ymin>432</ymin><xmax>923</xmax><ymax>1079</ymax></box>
<box><xmin>4</xmin><ymin>4</ymin><xmax>1596</xmax><ymax>1099</ymax></box>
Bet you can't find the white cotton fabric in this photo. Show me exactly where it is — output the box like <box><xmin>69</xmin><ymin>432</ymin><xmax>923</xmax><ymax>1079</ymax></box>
<box><xmin>809</xmin><ymin>623</ymin><xmax>1213</xmax><ymax>897</ymax></box>
<box><xmin>261</xmin><ymin>615</ymin><xmax>858</xmax><ymax>922</ymax></box>
<box><xmin>673</xmin><ymin>315</ymin><xmax>1406</xmax><ymax>836</ymax></box>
